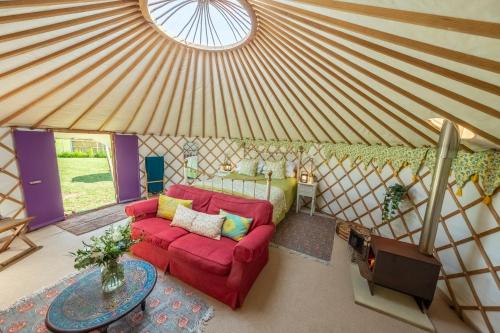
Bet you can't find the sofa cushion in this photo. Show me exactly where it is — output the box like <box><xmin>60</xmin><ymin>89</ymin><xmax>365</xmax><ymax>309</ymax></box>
<box><xmin>169</xmin><ymin>233</ymin><xmax>236</xmax><ymax>276</ymax></box>
<box><xmin>157</xmin><ymin>194</ymin><xmax>192</xmax><ymax>220</ymax></box>
<box><xmin>131</xmin><ymin>218</ymin><xmax>188</xmax><ymax>250</ymax></box>
<box><xmin>206</xmin><ymin>193</ymin><xmax>273</xmax><ymax>231</ymax></box>
<box><xmin>166</xmin><ymin>184</ymin><xmax>214</xmax><ymax>213</ymax></box>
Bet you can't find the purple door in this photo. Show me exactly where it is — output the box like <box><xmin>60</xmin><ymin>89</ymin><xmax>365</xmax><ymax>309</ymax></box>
<box><xmin>114</xmin><ymin>134</ymin><xmax>140</xmax><ymax>203</ymax></box>
<box><xmin>14</xmin><ymin>130</ymin><xmax>64</xmax><ymax>230</ymax></box>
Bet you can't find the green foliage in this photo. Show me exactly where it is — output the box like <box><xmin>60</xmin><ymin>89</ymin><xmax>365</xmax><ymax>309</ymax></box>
<box><xmin>57</xmin><ymin>150</ymin><xmax>107</xmax><ymax>158</ymax></box>
<box><xmin>70</xmin><ymin>223</ymin><xmax>140</xmax><ymax>270</ymax></box>
<box><xmin>382</xmin><ymin>183</ymin><xmax>407</xmax><ymax>221</ymax></box>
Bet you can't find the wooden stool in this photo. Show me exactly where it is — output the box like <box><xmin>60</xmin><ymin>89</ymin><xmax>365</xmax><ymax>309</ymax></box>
<box><xmin>0</xmin><ymin>217</ymin><xmax>42</xmax><ymax>271</ymax></box>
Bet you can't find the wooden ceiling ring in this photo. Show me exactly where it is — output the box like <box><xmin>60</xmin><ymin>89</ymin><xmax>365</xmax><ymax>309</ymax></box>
<box><xmin>256</xmin><ymin>3</ymin><xmax>500</xmax><ymax>119</ymax></box>
<box><xmin>226</xmin><ymin>51</ymin><xmax>269</xmax><ymax>140</ymax></box>
<box><xmin>0</xmin><ymin>1</ymin><xmax>138</xmax><ymax>24</ymax></box>
<box><xmin>259</xmin><ymin>25</ymin><xmax>401</xmax><ymax>146</ymax></box>
<box><xmin>155</xmin><ymin>47</ymin><xmax>188</xmax><ymax>135</ymax></box>
<box><xmin>68</xmin><ymin>34</ymin><xmax>161</xmax><ymax>129</ymax></box>
<box><xmin>98</xmin><ymin>40</ymin><xmax>169</xmax><ymax>131</ymax></box>
<box><xmin>1</xmin><ymin>24</ymin><xmax>149</xmax><ymax>127</ymax></box>
<box><xmin>0</xmin><ymin>10</ymin><xmax>141</xmax><ymax>61</ymax></box>
<box><xmin>0</xmin><ymin>6</ymin><xmax>139</xmax><ymax>42</ymax></box>
<box><xmin>0</xmin><ymin>15</ymin><xmax>145</xmax><ymax>79</ymax></box>
<box><xmin>247</xmin><ymin>43</ymin><xmax>324</xmax><ymax>142</ymax></box>
<box><xmin>218</xmin><ymin>52</ymin><xmax>252</xmax><ymax>139</ymax></box>
<box><xmin>173</xmin><ymin>49</ymin><xmax>195</xmax><ymax>136</ymax></box>
<box><xmin>138</xmin><ymin>0</ymin><xmax>257</xmax><ymax>52</ymax></box>
<box><xmin>255</xmin><ymin>0</ymin><xmax>500</xmax><ymax>74</ymax></box>
<box><xmin>213</xmin><ymin>52</ymin><xmax>236</xmax><ymax>138</ymax></box>
<box><xmin>232</xmin><ymin>49</ymin><xmax>285</xmax><ymax>140</ymax></box>
<box><xmin>263</xmin><ymin>12</ymin><xmax>499</xmax><ymax>146</ymax></box>
<box><xmin>124</xmin><ymin>43</ymin><xmax>176</xmax><ymax>133</ymax></box>
<box><xmin>238</xmin><ymin>48</ymin><xmax>296</xmax><ymax>141</ymax></box>
<box><xmin>285</xmin><ymin>0</ymin><xmax>500</xmax><ymax>39</ymax></box>
<box><xmin>30</xmin><ymin>27</ymin><xmax>152</xmax><ymax>129</ymax></box>
<box><xmin>256</xmin><ymin>35</ymin><xmax>375</xmax><ymax>145</ymax></box>
<box><xmin>259</xmin><ymin>19</ymin><xmax>427</xmax><ymax>147</ymax></box>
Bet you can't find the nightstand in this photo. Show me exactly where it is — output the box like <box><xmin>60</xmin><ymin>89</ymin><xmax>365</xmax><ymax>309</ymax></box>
<box><xmin>296</xmin><ymin>182</ymin><xmax>318</xmax><ymax>216</ymax></box>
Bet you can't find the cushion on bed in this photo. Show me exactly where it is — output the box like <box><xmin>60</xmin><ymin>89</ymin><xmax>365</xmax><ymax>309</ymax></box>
<box><xmin>238</xmin><ymin>159</ymin><xmax>258</xmax><ymax>176</ymax></box>
<box><xmin>265</xmin><ymin>160</ymin><xmax>286</xmax><ymax>179</ymax></box>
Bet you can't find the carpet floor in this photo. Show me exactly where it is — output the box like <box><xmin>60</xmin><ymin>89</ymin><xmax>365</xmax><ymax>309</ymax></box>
<box><xmin>56</xmin><ymin>203</ymin><xmax>129</xmax><ymax>235</ymax></box>
<box><xmin>0</xmin><ymin>261</ymin><xmax>213</xmax><ymax>333</ymax></box>
<box><xmin>272</xmin><ymin>212</ymin><xmax>336</xmax><ymax>262</ymax></box>
<box><xmin>0</xmin><ymin>220</ymin><xmax>474</xmax><ymax>333</ymax></box>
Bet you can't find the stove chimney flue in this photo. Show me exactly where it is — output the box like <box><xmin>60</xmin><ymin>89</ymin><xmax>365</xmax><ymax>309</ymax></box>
<box><xmin>419</xmin><ymin>120</ymin><xmax>460</xmax><ymax>256</ymax></box>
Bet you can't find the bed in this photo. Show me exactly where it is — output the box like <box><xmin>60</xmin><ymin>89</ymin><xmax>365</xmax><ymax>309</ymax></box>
<box><xmin>191</xmin><ymin>172</ymin><xmax>297</xmax><ymax>224</ymax></box>
<box><xmin>184</xmin><ymin>142</ymin><xmax>305</xmax><ymax>224</ymax></box>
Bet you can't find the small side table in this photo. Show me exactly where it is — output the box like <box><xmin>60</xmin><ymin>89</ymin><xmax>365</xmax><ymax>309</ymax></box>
<box><xmin>0</xmin><ymin>217</ymin><xmax>42</xmax><ymax>272</ymax></box>
<box><xmin>296</xmin><ymin>182</ymin><xmax>318</xmax><ymax>216</ymax></box>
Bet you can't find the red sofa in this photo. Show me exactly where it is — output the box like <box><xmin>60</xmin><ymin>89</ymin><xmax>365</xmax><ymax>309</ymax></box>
<box><xmin>125</xmin><ymin>184</ymin><xmax>275</xmax><ymax>309</ymax></box>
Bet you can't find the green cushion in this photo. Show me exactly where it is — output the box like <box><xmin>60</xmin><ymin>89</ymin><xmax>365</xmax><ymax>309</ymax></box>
<box><xmin>238</xmin><ymin>159</ymin><xmax>258</xmax><ymax>176</ymax></box>
<box><xmin>265</xmin><ymin>160</ymin><xmax>286</xmax><ymax>179</ymax></box>
<box><xmin>220</xmin><ymin>210</ymin><xmax>253</xmax><ymax>241</ymax></box>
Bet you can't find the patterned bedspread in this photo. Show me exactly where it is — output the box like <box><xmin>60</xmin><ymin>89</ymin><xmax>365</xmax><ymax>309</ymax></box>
<box><xmin>192</xmin><ymin>177</ymin><xmax>287</xmax><ymax>224</ymax></box>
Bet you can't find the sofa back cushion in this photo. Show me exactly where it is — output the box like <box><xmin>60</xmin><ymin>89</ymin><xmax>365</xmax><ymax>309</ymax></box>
<box><xmin>166</xmin><ymin>184</ymin><xmax>213</xmax><ymax>213</ymax></box>
<box><xmin>207</xmin><ymin>193</ymin><xmax>273</xmax><ymax>231</ymax></box>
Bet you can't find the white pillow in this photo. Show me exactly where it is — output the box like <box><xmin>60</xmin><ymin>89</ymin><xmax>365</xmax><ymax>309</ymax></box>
<box><xmin>190</xmin><ymin>211</ymin><xmax>226</xmax><ymax>240</ymax></box>
<box><xmin>171</xmin><ymin>205</ymin><xmax>198</xmax><ymax>231</ymax></box>
<box><xmin>257</xmin><ymin>159</ymin><xmax>265</xmax><ymax>174</ymax></box>
<box><xmin>286</xmin><ymin>161</ymin><xmax>296</xmax><ymax>178</ymax></box>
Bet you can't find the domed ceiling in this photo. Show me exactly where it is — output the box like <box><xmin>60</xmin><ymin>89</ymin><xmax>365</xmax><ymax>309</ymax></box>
<box><xmin>0</xmin><ymin>0</ymin><xmax>499</xmax><ymax>151</ymax></box>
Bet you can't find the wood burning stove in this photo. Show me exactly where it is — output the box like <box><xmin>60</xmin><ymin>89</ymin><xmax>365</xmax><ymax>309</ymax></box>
<box><xmin>354</xmin><ymin>235</ymin><xmax>441</xmax><ymax>311</ymax></box>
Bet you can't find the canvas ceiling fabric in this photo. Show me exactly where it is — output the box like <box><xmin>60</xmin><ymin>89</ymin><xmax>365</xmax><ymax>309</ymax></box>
<box><xmin>0</xmin><ymin>0</ymin><xmax>498</xmax><ymax>151</ymax></box>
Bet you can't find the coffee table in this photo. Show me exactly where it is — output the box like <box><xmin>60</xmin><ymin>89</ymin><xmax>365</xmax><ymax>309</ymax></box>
<box><xmin>45</xmin><ymin>260</ymin><xmax>157</xmax><ymax>332</ymax></box>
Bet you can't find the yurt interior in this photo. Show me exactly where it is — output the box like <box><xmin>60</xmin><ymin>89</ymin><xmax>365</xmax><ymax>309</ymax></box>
<box><xmin>0</xmin><ymin>1</ymin><xmax>499</xmax><ymax>332</ymax></box>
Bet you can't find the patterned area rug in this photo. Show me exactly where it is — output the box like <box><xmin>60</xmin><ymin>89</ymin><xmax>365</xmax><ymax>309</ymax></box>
<box><xmin>0</xmin><ymin>266</ymin><xmax>213</xmax><ymax>333</ymax></box>
<box><xmin>57</xmin><ymin>203</ymin><xmax>130</xmax><ymax>235</ymax></box>
<box><xmin>272</xmin><ymin>212</ymin><xmax>336</xmax><ymax>263</ymax></box>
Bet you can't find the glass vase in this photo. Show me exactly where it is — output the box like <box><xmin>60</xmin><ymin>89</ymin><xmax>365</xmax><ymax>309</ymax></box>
<box><xmin>101</xmin><ymin>260</ymin><xmax>125</xmax><ymax>293</ymax></box>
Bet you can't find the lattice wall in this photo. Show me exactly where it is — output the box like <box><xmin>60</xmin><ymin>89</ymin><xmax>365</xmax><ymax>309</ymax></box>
<box><xmin>0</xmin><ymin>128</ymin><xmax>25</xmax><ymax>219</ymax></box>
<box><xmin>138</xmin><ymin>135</ymin><xmax>499</xmax><ymax>332</ymax></box>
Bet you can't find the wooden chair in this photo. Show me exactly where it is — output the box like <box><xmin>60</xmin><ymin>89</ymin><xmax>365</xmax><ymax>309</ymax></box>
<box><xmin>0</xmin><ymin>217</ymin><xmax>42</xmax><ymax>271</ymax></box>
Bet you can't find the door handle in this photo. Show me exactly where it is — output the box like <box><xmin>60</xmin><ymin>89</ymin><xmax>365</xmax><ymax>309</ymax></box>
<box><xmin>29</xmin><ymin>180</ymin><xmax>42</xmax><ymax>185</ymax></box>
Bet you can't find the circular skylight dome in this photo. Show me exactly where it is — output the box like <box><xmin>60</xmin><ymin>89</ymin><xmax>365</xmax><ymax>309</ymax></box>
<box><xmin>142</xmin><ymin>0</ymin><xmax>256</xmax><ymax>50</ymax></box>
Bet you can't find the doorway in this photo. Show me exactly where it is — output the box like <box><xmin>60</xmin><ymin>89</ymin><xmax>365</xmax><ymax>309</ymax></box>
<box><xmin>54</xmin><ymin>132</ymin><xmax>117</xmax><ymax>215</ymax></box>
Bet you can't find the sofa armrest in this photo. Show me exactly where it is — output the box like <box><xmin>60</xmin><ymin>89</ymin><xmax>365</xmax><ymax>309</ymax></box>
<box><xmin>125</xmin><ymin>198</ymin><xmax>158</xmax><ymax>222</ymax></box>
<box><xmin>233</xmin><ymin>224</ymin><xmax>275</xmax><ymax>263</ymax></box>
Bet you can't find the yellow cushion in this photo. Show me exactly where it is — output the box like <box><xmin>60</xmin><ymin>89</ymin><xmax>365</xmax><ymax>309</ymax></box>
<box><xmin>157</xmin><ymin>195</ymin><xmax>193</xmax><ymax>220</ymax></box>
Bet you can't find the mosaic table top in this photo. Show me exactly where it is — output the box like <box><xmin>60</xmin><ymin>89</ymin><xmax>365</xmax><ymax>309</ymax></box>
<box><xmin>45</xmin><ymin>260</ymin><xmax>157</xmax><ymax>332</ymax></box>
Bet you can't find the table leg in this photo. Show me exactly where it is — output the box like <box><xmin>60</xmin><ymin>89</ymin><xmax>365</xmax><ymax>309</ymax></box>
<box><xmin>141</xmin><ymin>300</ymin><xmax>146</xmax><ymax>311</ymax></box>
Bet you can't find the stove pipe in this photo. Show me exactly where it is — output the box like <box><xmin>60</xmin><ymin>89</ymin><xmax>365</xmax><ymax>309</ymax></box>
<box><xmin>418</xmin><ymin>120</ymin><xmax>460</xmax><ymax>255</ymax></box>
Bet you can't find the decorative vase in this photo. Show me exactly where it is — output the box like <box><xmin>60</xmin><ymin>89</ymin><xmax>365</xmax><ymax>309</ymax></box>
<box><xmin>101</xmin><ymin>260</ymin><xmax>125</xmax><ymax>293</ymax></box>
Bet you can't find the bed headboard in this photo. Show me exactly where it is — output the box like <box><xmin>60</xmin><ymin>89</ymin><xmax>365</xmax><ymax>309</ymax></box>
<box><xmin>241</xmin><ymin>142</ymin><xmax>305</xmax><ymax>180</ymax></box>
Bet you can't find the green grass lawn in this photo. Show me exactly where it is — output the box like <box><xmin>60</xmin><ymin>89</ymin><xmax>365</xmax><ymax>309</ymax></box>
<box><xmin>57</xmin><ymin>158</ymin><xmax>116</xmax><ymax>214</ymax></box>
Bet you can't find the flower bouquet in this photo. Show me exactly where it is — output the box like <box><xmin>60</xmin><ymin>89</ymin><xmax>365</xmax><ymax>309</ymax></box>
<box><xmin>71</xmin><ymin>223</ymin><xmax>140</xmax><ymax>293</ymax></box>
